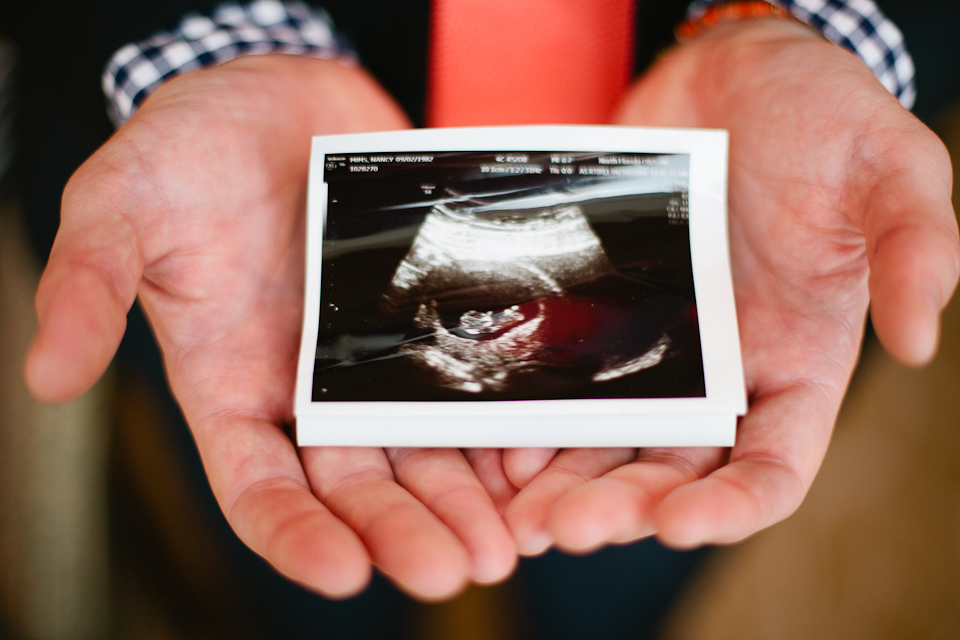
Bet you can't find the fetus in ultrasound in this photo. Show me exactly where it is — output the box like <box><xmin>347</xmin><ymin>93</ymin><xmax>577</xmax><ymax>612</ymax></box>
<box><xmin>382</xmin><ymin>200</ymin><xmax>672</xmax><ymax>393</ymax></box>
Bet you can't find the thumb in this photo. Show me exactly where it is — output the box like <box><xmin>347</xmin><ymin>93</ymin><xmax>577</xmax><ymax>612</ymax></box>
<box><xmin>25</xmin><ymin>167</ymin><xmax>144</xmax><ymax>403</ymax></box>
<box><xmin>865</xmin><ymin>136</ymin><xmax>959</xmax><ymax>366</ymax></box>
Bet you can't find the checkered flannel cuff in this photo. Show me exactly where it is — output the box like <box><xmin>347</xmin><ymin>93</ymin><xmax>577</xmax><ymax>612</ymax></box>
<box><xmin>102</xmin><ymin>0</ymin><xmax>356</xmax><ymax>127</ymax></box>
<box><xmin>686</xmin><ymin>0</ymin><xmax>917</xmax><ymax>109</ymax></box>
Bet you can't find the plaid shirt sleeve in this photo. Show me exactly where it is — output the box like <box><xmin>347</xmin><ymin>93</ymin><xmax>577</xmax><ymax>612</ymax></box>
<box><xmin>105</xmin><ymin>0</ymin><xmax>918</xmax><ymax>128</ymax></box>
<box><xmin>102</xmin><ymin>0</ymin><xmax>356</xmax><ymax>127</ymax></box>
<box><xmin>686</xmin><ymin>0</ymin><xmax>916</xmax><ymax>109</ymax></box>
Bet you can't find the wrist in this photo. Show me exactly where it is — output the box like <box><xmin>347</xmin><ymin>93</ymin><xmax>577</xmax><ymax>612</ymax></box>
<box><xmin>139</xmin><ymin>54</ymin><xmax>409</xmax><ymax>137</ymax></box>
<box><xmin>681</xmin><ymin>0</ymin><xmax>916</xmax><ymax>108</ymax></box>
<box><xmin>662</xmin><ymin>17</ymin><xmax>828</xmax><ymax>96</ymax></box>
<box><xmin>102</xmin><ymin>1</ymin><xmax>356</xmax><ymax>128</ymax></box>
<box><xmin>616</xmin><ymin>15</ymin><xmax>878</xmax><ymax>129</ymax></box>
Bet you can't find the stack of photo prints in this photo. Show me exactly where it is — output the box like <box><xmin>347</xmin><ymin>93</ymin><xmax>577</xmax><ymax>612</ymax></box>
<box><xmin>295</xmin><ymin>126</ymin><xmax>745</xmax><ymax>447</ymax></box>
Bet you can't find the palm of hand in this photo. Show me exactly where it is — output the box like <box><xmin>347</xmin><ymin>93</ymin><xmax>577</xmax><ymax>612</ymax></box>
<box><xmin>504</xmin><ymin>21</ymin><xmax>959</xmax><ymax>554</ymax></box>
<box><xmin>27</xmin><ymin>56</ymin><xmax>516</xmax><ymax>599</ymax></box>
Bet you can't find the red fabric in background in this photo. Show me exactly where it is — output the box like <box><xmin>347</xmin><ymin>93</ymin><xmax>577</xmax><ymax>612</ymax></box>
<box><xmin>427</xmin><ymin>0</ymin><xmax>635</xmax><ymax>127</ymax></box>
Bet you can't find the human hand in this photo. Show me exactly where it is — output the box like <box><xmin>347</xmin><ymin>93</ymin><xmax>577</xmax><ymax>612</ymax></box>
<box><xmin>25</xmin><ymin>55</ymin><xmax>516</xmax><ymax>599</ymax></box>
<box><xmin>504</xmin><ymin>19</ymin><xmax>960</xmax><ymax>554</ymax></box>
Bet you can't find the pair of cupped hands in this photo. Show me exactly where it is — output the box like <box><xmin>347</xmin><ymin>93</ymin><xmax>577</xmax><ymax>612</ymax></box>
<box><xmin>25</xmin><ymin>19</ymin><xmax>959</xmax><ymax>600</ymax></box>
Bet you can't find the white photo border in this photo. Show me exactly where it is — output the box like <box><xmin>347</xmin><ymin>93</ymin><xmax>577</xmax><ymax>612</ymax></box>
<box><xmin>295</xmin><ymin>126</ymin><xmax>745</xmax><ymax>446</ymax></box>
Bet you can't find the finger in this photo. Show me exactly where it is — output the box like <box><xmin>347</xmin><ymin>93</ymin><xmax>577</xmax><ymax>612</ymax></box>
<box><xmin>545</xmin><ymin>447</ymin><xmax>726</xmax><ymax>553</ymax></box>
<box><xmin>197</xmin><ymin>415</ymin><xmax>372</xmax><ymax>598</ymax></box>
<box><xmin>652</xmin><ymin>383</ymin><xmax>831</xmax><ymax>548</ymax></box>
<box><xmin>863</xmin><ymin>130</ymin><xmax>960</xmax><ymax>366</ymax></box>
<box><xmin>462</xmin><ymin>448</ymin><xmax>518</xmax><ymax>513</ymax></box>
<box><xmin>301</xmin><ymin>447</ymin><xmax>471</xmax><ymax>601</ymax></box>
<box><xmin>26</xmin><ymin>170</ymin><xmax>144</xmax><ymax>402</ymax></box>
<box><xmin>389</xmin><ymin>448</ymin><xmax>517</xmax><ymax>584</ymax></box>
<box><xmin>502</xmin><ymin>448</ymin><xmax>559</xmax><ymax>488</ymax></box>
<box><xmin>504</xmin><ymin>447</ymin><xmax>636</xmax><ymax>556</ymax></box>
<box><xmin>869</xmin><ymin>216</ymin><xmax>960</xmax><ymax>365</ymax></box>
<box><xmin>229</xmin><ymin>478</ymin><xmax>373</xmax><ymax>597</ymax></box>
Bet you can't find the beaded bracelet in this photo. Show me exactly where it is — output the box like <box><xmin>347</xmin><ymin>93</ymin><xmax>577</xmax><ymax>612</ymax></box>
<box><xmin>675</xmin><ymin>0</ymin><xmax>794</xmax><ymax>41</ymax></box>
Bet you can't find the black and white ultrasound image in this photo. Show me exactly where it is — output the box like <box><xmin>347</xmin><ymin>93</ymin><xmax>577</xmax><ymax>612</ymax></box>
<box><xmin>313</xmin><ymin>151</ymin><xmax>706</xmax><ymax>401</ymax></box>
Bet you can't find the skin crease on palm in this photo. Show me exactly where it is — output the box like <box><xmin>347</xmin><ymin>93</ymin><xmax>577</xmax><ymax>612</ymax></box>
<box><xmin>24</xmin><ymin>18</ymin><xmax>959</xmax><ymax>601</ymax></box>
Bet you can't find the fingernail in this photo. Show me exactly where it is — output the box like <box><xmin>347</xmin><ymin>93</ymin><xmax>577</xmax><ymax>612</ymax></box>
<box><xmin>518</xmin><ymin>530</ymin><xmax>552</xmax><ymax>557</ymax></box>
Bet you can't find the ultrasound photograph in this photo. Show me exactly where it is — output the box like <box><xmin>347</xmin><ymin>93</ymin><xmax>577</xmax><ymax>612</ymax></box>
<box><xmin>313</xmin><ymin>151</ymin><xmax>705</xmax><ymax>402</ymax></box>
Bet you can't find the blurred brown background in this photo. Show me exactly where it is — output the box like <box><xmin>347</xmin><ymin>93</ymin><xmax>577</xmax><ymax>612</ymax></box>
<box><xmin>1</xmin><ymin>39</ymin><xmax>959</xmax><ymax>640</ymax></box>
